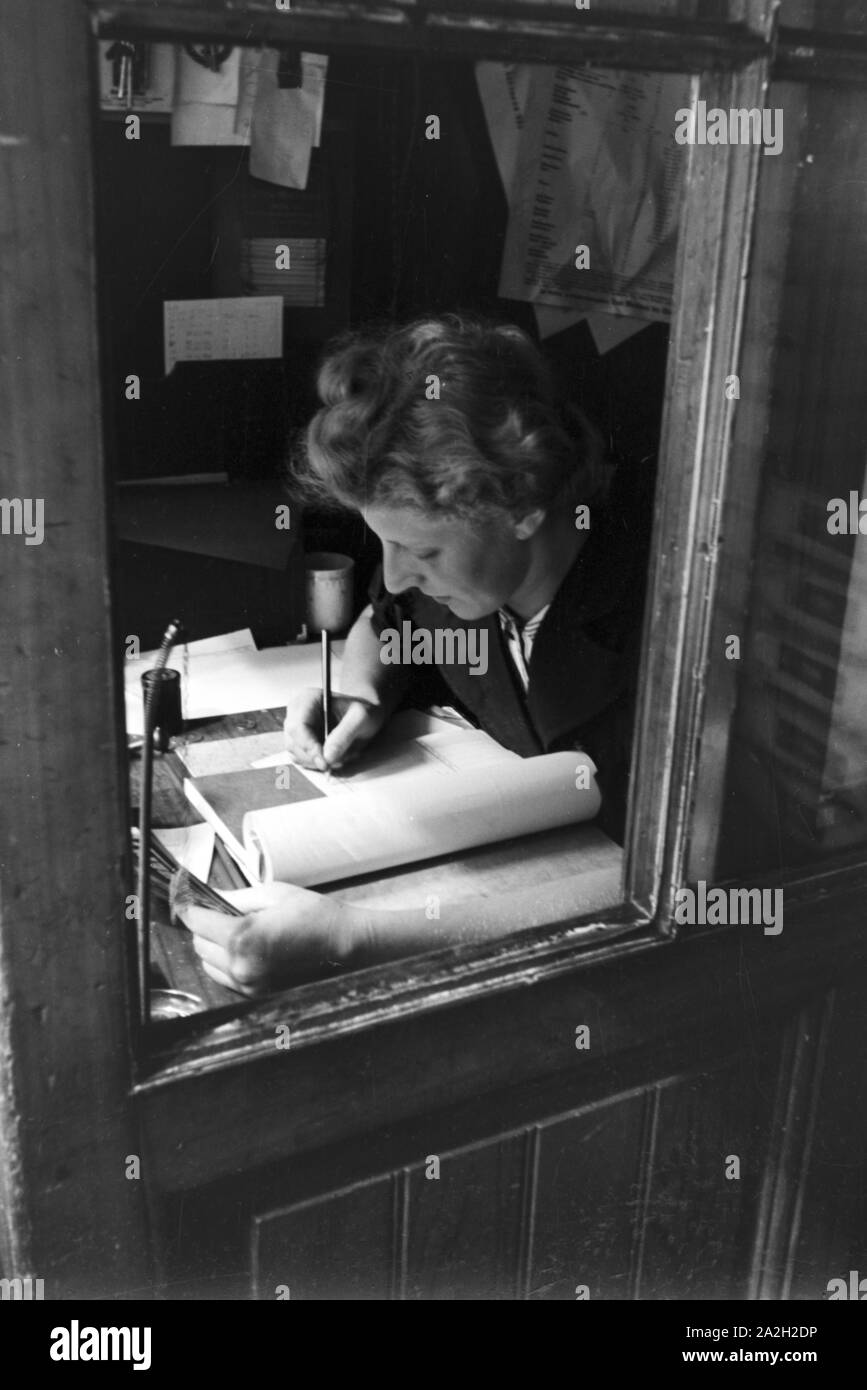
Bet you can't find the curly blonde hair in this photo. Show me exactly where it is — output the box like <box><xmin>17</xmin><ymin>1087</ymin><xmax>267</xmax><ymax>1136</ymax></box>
<box><xmin>293</xmin><ymin>314</ymin><xmax>609</xmax><ymax>522</ymax></box>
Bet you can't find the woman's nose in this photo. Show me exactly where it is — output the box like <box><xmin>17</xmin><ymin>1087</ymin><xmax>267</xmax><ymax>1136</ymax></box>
<box><xmin>383</xmin><ymin>547</ymin><xmax>421</xmax><ymax>594</ymax></box>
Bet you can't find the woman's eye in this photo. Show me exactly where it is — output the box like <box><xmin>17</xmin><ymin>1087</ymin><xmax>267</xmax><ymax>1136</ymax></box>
<box><xmin>416</xmin><ymin>550</ymin><xmax>439</xmax><ymax>562</ymax></box>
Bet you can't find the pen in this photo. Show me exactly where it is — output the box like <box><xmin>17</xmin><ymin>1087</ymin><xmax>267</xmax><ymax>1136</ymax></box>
<box><xmin>321</xmin><ymin>628</ymin><xmax>332</xmax><ymax>741</ymax></box>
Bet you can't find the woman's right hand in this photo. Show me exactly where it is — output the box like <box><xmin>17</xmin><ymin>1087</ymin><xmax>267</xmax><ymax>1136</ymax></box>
<box><xmin>282</xmin><ymin>687</ymin><xmax>388</xmax><ymax>771</ymax></box>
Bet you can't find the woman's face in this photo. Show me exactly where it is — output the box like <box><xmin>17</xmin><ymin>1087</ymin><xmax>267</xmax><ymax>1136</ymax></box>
<box><xmin>363</xmin><ymin>504</ymin><xmax>531</xmax><ymax>620</ymax></box>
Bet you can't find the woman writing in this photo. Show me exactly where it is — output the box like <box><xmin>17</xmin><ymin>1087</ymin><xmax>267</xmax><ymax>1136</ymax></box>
<box><xmin>181</xmin><ymin>316</ymin><xmax>652</xmax><ymax>993</ymax></box>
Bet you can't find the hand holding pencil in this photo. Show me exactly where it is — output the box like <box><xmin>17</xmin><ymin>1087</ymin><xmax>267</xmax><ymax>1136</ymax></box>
<box><xmin>282</xmin><ymin>685</ymin><xmax>387</xmax><ymax>772</ymax></box>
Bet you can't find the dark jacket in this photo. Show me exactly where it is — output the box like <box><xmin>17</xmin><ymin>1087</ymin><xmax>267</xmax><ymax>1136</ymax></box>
<box><xmin>368</xmin><ymin>460</ymin><xmax>653</xmax><ymax>843</ymax></box>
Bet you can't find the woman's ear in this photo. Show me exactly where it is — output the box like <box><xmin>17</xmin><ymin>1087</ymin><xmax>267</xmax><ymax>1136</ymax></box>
<box><xmin>513</xmin><ymin>508</ymin><xmax>546</xmax><ymax>540</ymax></box>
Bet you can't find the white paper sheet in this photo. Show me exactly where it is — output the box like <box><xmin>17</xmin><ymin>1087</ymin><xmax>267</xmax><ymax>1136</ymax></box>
<box><xmin>179</xmin><ymin>711</ymin><xmax>475</xmax><ymax>779</ymax></box>
<box><xmin>164</xmin><ymin>296</ymin><xmax>283</xmax><ymax>375</ymax></box>
<box><xmin>153</xmin><ymin>823</ymin><xmax>215</xmax><ymax>882</ymax></box>
<box><xmin>171</xmin><ymin>46</ymin><xmax>250</xmax><ymax>146</ymax></box>
<box><xmin>477</xmin><ymin>63</ymin><xmax>655</xmax><ymax>350</ymax></box>
<box><xmin>246</xmin><ymin>50</ymin><xmax>328</xmax><ymax>190</ymax></box>
<box><xmin>124</xmin><ymin>637</ymin><xmax>344</xmax><ymax>736</ymax></box>
<box><xmin>292</xmin><ymin>726</ymin><xmax>519</xmax><ymax>797</ymax></box>
<box><xmin>233</xmin><ymin>46</ymin><xmax>262</xmax><ymax>143</ymax></box>
<box><xmin>306</xmin><ymin>54</ymin><xmax>328</xmax><ymax>148</ymax></box>
<box><xmin>170</xmin><ymin>45</ymin><xmax>327</xmax><ymax>160</ymax></box>
<box><xmin>244</xmin><ymin>750</ymin><xmax>600</xmax><ymax>886</ymax></box>
<box><xmin>478</xmin><ymin>62</ymin><xmax>688</xmax><ymax>335</ymax></box>
<box><xmin>130</xmin><ymin>628</ymin><xmax>255</xmax><ymax>672</ymax></box>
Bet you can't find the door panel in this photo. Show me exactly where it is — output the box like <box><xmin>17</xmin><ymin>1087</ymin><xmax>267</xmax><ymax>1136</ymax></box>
<box><xmin>147</xmin><ymin>942</ymin><xmax>864</xmax><ymax>1300</ymax></box>
<box><xmin>254</xmin><ymin>1178</ymin><xmax>396</xmax><ymax>1302</ymax></box>
<box><xmin>530</xmin><ymin>1096</ymin><xmax>646</xmax><ymax>1300</ymax></box>
<box><xmin>640</xmin><ymin>1065</ymin><xmax>768</xmax><ymax>1301</ymax></box>
<box><xmin>788</xmin><ymin>982</ymin><xmax>867</xmax><ymax>1300</ymax></box>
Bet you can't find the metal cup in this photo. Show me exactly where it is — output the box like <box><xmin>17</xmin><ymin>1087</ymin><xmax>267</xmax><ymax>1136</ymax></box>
<box><xmin>304</xmin><ymin>552</ymin><xmax>355</xmax><ymax>634</ymax></box>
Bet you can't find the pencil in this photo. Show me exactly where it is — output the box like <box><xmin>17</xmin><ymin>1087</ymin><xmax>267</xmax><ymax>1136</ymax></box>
<box><xmin>321</xmin><ymin>628</ymin><xmax>332</xmax><ymax>740</ymax></box>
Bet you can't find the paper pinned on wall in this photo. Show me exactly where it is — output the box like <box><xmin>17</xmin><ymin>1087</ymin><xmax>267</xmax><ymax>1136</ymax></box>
<box><xmin>305</xmin><ymin>54</ymin><xmax>329</xmax><ymax>148</ymax></box>
<box><xmin>476</xmin><ymin>62</ymin><xmax>532</xmax><ymax>193</ymax></box>
<box><xmin>532</xmin><ymin>303</ymin><xmax>653</xmax><ymax>352</ymax></box>
<box><xmin>248</xmin><ymin>50</ymin><xmax>328</xmax><ymax>190</ymax></box>
<box><xmin>234</xmin><ymin>49</ymin><xmax>328</xmax><ymax>152</ymax></box>
<box><xmin>477</xmin><ymin>62</ymin><xmax>687</xmax><ymax>345</ymax></box>
<box><xmin>171</xmin><ymin>46</ymin><xmax>250</xmax><ymax>146</ymax></box>
<box><xmin>233</xmin><ymin>47</ymin><xmax>262</xmax><ymax>144</ymax></box>
<box><xmin>477</xmin><ymin>63</ymin><xmax>651</xmax><ymax>348</ymax></box>
<box><xmin>164</xmin><ymin>296</ymin><xmax>283</xmax><ymax>375</ymax></box>
<box><xmin>500</xmin><ymin>65</ymin><xmax>688</xmax><ymax>320</ymax></box>
<box><xmin>473</xmin><ymin>65</ymin><xmax>586</xmax><ymax>343</ymax></box>
<box><xmin>169</xmin><ymin>46</ymin><xmax>327</xmax><ymax>183</ymax></box>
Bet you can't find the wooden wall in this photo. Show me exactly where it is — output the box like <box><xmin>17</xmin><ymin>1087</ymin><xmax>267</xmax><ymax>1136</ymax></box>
<box><xmin>142</xmin><ymin>905</ymin><xmax>867</xmax><ymax>1301</ymax></box>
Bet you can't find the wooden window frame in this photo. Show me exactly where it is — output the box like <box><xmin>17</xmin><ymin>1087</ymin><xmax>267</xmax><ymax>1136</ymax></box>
<box><xmin>39</xmin><ymin>0</ymin><xmax>867</xmax><ymax>1077</ymax></box>
<box><xmin>9</xmin><ymin>0</ymin><xmax>867</xmax><ymax>1294</ymax></box>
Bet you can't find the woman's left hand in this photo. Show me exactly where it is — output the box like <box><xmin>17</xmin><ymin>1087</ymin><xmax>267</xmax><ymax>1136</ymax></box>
<box><xmin>176</xmin><ymin>882</ymin><xmax>354</xmax><ymax>996</ymax></box>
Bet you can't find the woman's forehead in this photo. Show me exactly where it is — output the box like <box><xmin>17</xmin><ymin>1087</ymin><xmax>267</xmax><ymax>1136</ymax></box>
<box><xmin>363</xmin><ymin>504</ymin><xmax>459</xmax><ymax>545</ymax></box>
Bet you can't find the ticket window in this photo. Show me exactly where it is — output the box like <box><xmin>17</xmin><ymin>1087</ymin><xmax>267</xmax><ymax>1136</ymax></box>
<box><xmin>94</xmin><ymin>30</ymin><xmax>685</xmax><ymax>1023</ymax></box>
<box><xmin>71</xmin><ymin>2</ymin><xmax>778</xmax><ymax>1037</ymax></box>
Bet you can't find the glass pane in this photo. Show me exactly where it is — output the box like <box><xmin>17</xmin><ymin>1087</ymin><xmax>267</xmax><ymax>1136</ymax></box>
<box><xmin>95</xmin><ymin>36</ymin><xmax>682</xmax><ymax>1017</ymax></box>
<box><xmin>689</xmin><ymin>77</ymin><xmax>867</xmax><ymax>883</ymax></box>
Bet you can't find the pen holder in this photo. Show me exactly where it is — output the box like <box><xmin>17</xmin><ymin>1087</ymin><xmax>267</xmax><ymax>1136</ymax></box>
<box><xmin>141</xmin><ymin>667</ymin><xmax>183</xmax><ymax>749</ymax></box>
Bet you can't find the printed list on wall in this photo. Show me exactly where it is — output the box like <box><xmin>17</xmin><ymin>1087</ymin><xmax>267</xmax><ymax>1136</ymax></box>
<box><xmin>484</xmin><ymin>65</ymin><xmax>690</xmax><ymax>337</ymax></box>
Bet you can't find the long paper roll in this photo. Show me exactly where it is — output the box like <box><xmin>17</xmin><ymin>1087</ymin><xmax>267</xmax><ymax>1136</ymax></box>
<box><xmin>243</xmin><ymin>751</ymin><xmax>600</xmax><ymax>886</ymax></box>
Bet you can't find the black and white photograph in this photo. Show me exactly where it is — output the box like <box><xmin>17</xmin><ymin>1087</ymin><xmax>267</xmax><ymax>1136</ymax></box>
<box><xmin>2</xmin><ymin>0</ymin><xmax>867</xmax><ymax>1344</ymax></box>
